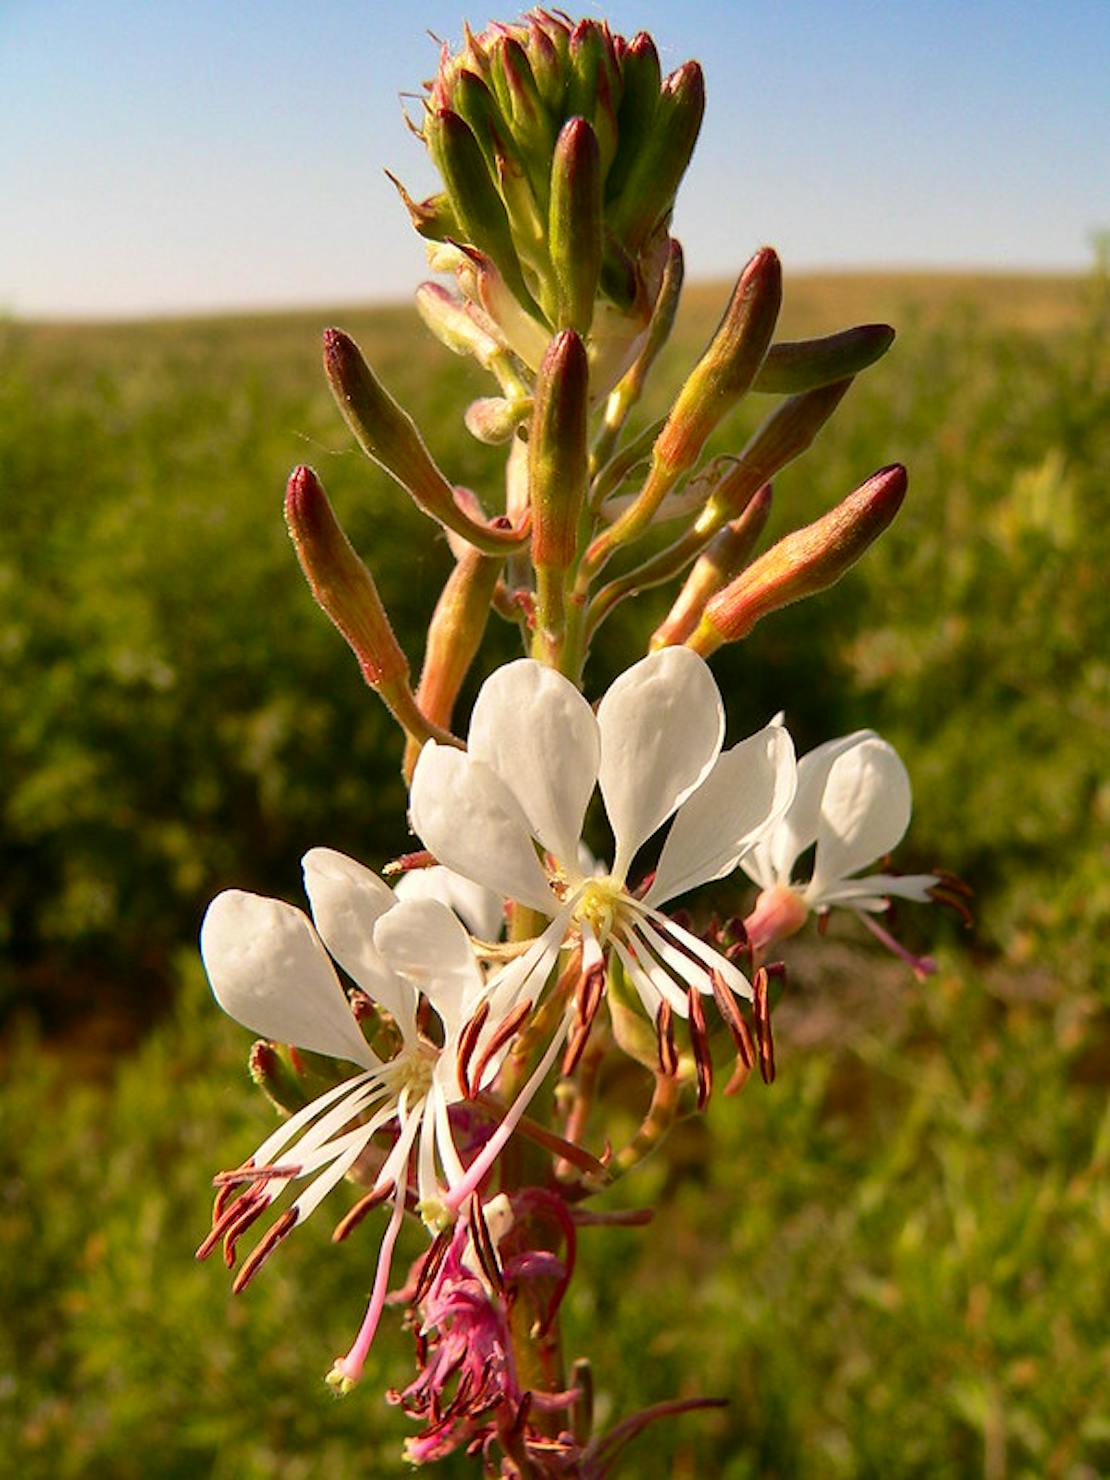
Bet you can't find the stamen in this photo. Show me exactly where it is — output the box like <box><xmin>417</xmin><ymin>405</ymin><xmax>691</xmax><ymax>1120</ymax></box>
<box><xmin>563</xmin><ymin>962</ymin><xmax>605</xmax><ymax>1076</ymax></box>
<box><xmin>752</xmin><ymin>966</ymin><xmax>777</xmax><ymax>1084</ymax></box>
<box><xmin>332</xmin><ymin>1179</ymin><xmax>396</xmax><ymax>1243</ymax></box>
<box><xmin>655</xmin><ymin>1000</ymin><xmax>678</xmax><ymax>1078</ymax></box>
<box><xmin>231</xmin><ymin>1208</ymin><xmax>298</xmax><ymax>1293</ymax></box>
<box><xmin>212</xmin><ymin>1162</ymin><xmax>300</xmax><ymax>1187</ymax></box>
<box><xmin>687</xmin><ymin>987</ymin><xmax>712</xmax><ymax>1110</ymax></box>
<box><xmin>222</xmin><ymin>1191</ymin><xmax>271</xmax><ymax>1268</ymax></box>
<box><xmin>470</xmin><ymin>999</ymin><xmax>533</xmax><ymax>1094</ymax></box>
<box><xmin>412</xmin><ymin>1227</ymin><xmax>453</xmax><ymax>1304</ymax></box>
<box><xmin>195</xmin><ymin>1185</ymin><xmax>262</xmax><ymax>1262</ymax></box>
<box><xmin>709</xmin><ymin>970</ymin><xmax>756</xmax><ymax>1068</ymax></box>
<box><xmin>467</xmin><ymin>1197</ymin><xmax>504</xmax><ymax>1293</ymax></box>
<box><xmin>928</xmin><ymin>881</ymin><xmax>974</xmax><ymax>927</ymax></box>
<box><xmin>456</xmin><ymin>999</ymin><xmax>490</xmax><ymax>1100</ymax></box>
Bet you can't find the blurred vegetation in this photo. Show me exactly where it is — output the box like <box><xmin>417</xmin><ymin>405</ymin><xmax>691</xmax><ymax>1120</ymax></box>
<box><xmin>2</xmin><ymin>263</ymin><xmax>1107</xmax><ymax>1475</ymax></box>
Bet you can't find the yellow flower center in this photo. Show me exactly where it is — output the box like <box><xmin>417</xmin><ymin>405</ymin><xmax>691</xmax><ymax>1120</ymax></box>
<box><xmin>571</xmin><ymin>875</ymin><xmax>625</xmax><ymax>944</ymax></box>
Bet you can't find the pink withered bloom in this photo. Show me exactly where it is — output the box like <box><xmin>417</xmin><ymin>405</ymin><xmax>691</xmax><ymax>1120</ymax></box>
<box><xmin>742</xmin><ymin>730</ymin><xmax>941</xmax><ymax>976</ymax></box>
<box><xmin>197</xmin><ymin>847</ymin><xmax>527</xmax><ymax>1390</ymax></box>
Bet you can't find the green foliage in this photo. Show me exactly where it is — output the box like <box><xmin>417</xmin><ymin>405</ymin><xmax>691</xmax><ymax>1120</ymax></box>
<box><xmin>2</xmin><ymin>270</ymin><xmax>1107</xmax><ymax>1473</ymax></box>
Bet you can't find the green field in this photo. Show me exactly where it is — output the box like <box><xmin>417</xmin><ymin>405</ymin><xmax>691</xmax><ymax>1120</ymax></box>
<box><xmin>2</xmin><ymin>266</ymin><xmax>1108</xmax><ymax>1476</ymax></box>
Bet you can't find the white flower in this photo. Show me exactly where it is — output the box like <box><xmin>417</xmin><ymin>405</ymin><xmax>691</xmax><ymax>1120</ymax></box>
<box><xmin>410</xmin><ymin>648</ymin><xmax>796</xmax><ymax>1029</ymax></box>
<box><xmin>198</xmin><ymin>846</ymin><xmax>499</xmax><ymax>1389</ymax></box>
<box><xmin>742</xmin><ymin>730</ymin><xmax>938</xmax><ymax>971</ymax></box>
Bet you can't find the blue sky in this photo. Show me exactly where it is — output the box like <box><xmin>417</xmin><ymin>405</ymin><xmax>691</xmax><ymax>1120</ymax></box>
<box><xmin>3</xmin><ymin>0</ymin><xmax>1107</xmax><ymax>317</ymax></box>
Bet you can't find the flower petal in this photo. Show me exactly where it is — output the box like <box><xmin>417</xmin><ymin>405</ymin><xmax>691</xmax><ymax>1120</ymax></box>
<box><xmin>200</xmin><ymin>890</ymin><xmax>376</xmax><ymax>1067</ymax></box>
<box><xmin>410</xmin><ymin>742</ymin><xmax>556</xmax><ymax>913</ymax></box>
<box><xmin>467</xmin><ymin>659</ymin><xmax>600</xmax><ymax>868</ymax></box>
<box><xmin>597</xmin><ymin>649</ymin><xmax>725</xmax><ymax>881</ymax></box>
<box><xmin>769</xmin><ymin>729</ymin><xmax>877</xmax><ymax>882</ymax></box>
<box><xmin>393</xmin><ymin>865</ymin><xmax>505</xmax><ymax>942</ymax></box>
<box><xmin>812</xmin><ymin>871</ymin><xmax>938</xmax><ymax>909</ymax></box>
<box><xmin>373</xmin><ymin>897</ymin><xmax>485</xmax><ymax>1035</ymax></box>
<box><xmin>302</xmin><ymin>848</ymin><xmax>414</xmax><ymax>1031</ymax></box>
<box><xmin>809</xmin><ymin>738</ymin><xmax>913</xmax><ymax>896</ymax></box>
<box><xmin>645</xmin><ymin>723</ymin><xmax>797</xmax><ymax>907</ymax></box>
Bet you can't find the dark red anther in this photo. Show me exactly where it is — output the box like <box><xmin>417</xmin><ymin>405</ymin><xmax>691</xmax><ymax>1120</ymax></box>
<box><xmin>467</xmin><ymin>1196</ymin><xmax>505</xmax><ymax>1293</ymax></box>
<box><xmin>708</xmin><ymin>969</ymin><xmax>755</xmax><ymax>1067</ymax></box>
<box><xmin>752</xmin><ymin>966</ymin><xmax>777</xmax><ymax>1084</ymax></box>
<box><xmin>412</xmin><ymin>1227</ymin><xmax>453</xmax><ymax>1304</ymax></box>
<box><xmin>687</xmin><ymin>987</ymin><xmax>712</xmax><ymax>1110</ymax></box>
<box><xmin>561</xmin><ymin>1020</ymin><xmax>591</xmax><ymax>1077</ymax></box>
<box><xmin>222</xmin><ymin>1189</ymin><xmax>271</xmax><ymax>1268</ymax></box>
<box><xmin>332</xmin><ymin>1179</ymin><xmax>395</xmax><ymax>1243</ymax></box>
<box><xmin>655</xmin><ymin>1000</ymin><xmax>678</xmax><ymax>1077</ymax></box>
<box><xmin>212</xmin><ymin>1161</ymin><xmax>299</xmax><ymax>1187</ymax></box>
<box><xmin>231</xmin><ymin>1208</ymin><xmax>298</xmax><ymax>1293</ymax></box>
<box><xmin>817</xmin><ymin>910</ymin><xmax>830</xmax><ymax>935</ymax></box>
<box><xmin>456</xmin><ymin>998</ymin><xmax>491</xmax><ymax>1099</ymax></box>
<box><xmin>470</xmin><ymin>999</ymin><xmax>532</xmax><ymax>1093</ymax></box>
<box><xmin>195</xmin><ymin>1185</ymin><xmax>257</xmax><ymax>1261</ymax></box>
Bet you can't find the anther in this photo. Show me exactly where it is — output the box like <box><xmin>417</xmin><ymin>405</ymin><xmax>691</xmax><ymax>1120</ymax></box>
<box><xmin>231</xmin><ymin>1209</ymin><xmax>299</xmax><ymax>1293</ymax></box>
<box><xmin>470</xmin><ymin>999</ymin><xmax>533</xmax><ymax>1093</ymax></box>
<box><xmin>456</xmin><ymin>999</ymin><xmax>491</xmax><ymax>1099</ymax></box>
<box><xmin>687</xmin><ymin>987</ymin><xmax>712</xmax><ymax>1110</ymax></box>
<box><xmin>222</xmin><ymin>1191</ymin><xmax>271</xmax><ymax>1268</ymax></box>
<box><xmin>752</xmin><ymin>965</ymin><xmax>779</xmax><ymax>1084</ymax></box>
<box><xmin>467</xmin><ymin>1197</ymin><xmax>504</xmax><ymax>1293</ymax></box>
<box><xmin>655</xmin><ymin>1000</ymin><xmax>678</xmax><ymax>1077</ymax></box>
<box><xmin>332</xmin><ymin>1179</ymin><xmax>396</xmax><ymax>1243</ymax></box>
<box><xmin>412</xmin><ymin>1227</ymin><xmax>453</xmax><ymax>1304</ymax></box>
<box><xmin>709</xmin><ymin>969</ymin><xmax>756</xmax><ymax>1069</ymax></box>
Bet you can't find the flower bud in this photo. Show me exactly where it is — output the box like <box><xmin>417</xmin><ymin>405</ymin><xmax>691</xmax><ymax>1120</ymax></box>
<box><xmin>651</xmin><ymin>484</ymin><xmax>773</xmax><ymax>648</ymax></box>
<box><xmin>248</xmin><ymin>1040</ymin><xmax>310</xmax><ymax>1115</ymax></box>
<box><xmin>530</xmin><ymin>330</ymin><xmax>590</xmax><ymax>572</ymax></box>
<box><xmin>689</xmin><ymin>464</ymin><xmax>908</xmax><ymax>651</ymax></box>
<box><xmin>605</xmin><ymin>60</ymin><xmax>705</xmax><ymax>254</ymax></box>
<box><xmin>426</xmin><ymin>108</ymin><xmax>533</xmax><ymax>308</ymax></box>
<box><xmin>653</xmin><ymin>247</ymin><xmax>782</xmax><ymax>477</ymax></box>
<box><xmin>322</xmin><ymin>328</ymin><xmax>526</xmax><ymax>554</ymax></box>
<box><xmin>284</xmin><ymin>465</ymin><xmax>409</xmax><ymax>689</ymax></box>
<box><xmin>404</xmin><ymin>542</ymin><xmax>503</xmax><ymax>780</ymax></box>
<box><xmin>400</xmin><ymin>18</ymin><xmax>701</xmax><ymax>389</ymax></box>
<box><xmin>549</xmin><ymin>117</ymin><xmax>603</xmax><ymax>334</ymax></box>
<box><xmin>753</xmin><ymin>324</ymin><xmax>896</xmax><ymax>394</ymax></box>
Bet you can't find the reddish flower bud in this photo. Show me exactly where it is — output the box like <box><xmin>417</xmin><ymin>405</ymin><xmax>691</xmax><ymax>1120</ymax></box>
<box><xmin>689</xmin><ymin>464</ymin><xmax>908</xmax><ymax>651</ymax></box>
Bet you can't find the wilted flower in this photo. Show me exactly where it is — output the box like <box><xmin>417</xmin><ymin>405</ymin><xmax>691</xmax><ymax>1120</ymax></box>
<box><xmin>742</xmin><ymin>730</ymin><xmax>939</xmax><ymax>975</ymax></box>
<box><xmin>198</xmin><ymin>847</ymin><xmax>514</xmax><ymax>1389</ymax></box>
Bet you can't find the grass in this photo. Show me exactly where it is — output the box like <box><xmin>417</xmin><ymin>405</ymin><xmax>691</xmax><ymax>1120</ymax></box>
<box><xmin>2</xmin><ymin>266</ymin><xmax>1107</xmax><ymax>1475</ymax></box>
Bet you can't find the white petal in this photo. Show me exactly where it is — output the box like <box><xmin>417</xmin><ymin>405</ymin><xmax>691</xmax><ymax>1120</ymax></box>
<box><xmin>200</xmin><ymin>890</ymin><xmax>376</xmax><ymax>1067</ymax></box>
<box><xmin>394</xmin><ymin>865</ymin><xmax>505</xmax><ymax>942</ymax></box>
<box><xmin>812</xmin><ymin>871</ymin><xmax>938</xmax><ymax>908</ymax></box>
<box><xmin>410</xmin><ymin>742</ymin><xmax>556</xmax><ymax>913</ymax></box>
<box><xmin>809</xmin><ymin>738</ymin><xmax>913</xmax><ymax>896</ymax></box>
<box><xmin>302</xmin><ymin>848</ymin><xmax>413</xmax><ymax>1030</ymax></box>
<box><xmin>597</xmin><ymin>649</ymin><xmax>725</xmax><ymax>881</ymax></box>
<box><xmin>468</xmin><ymin>659</ymin><xmax>600</xmax><ymax>867</ymax></box>
<box><xmin>373</xmin><ymin>897</ymin><xmax>485</xmax><ymax>1035</ymax></box>
<box><xmin>645</xmin><ymin>724</ymin><xmax>797</xmax><ymax>907</ymax></box>
<box><xmin>769</xmin><ymin>729</ymin><xmax>877</xmax><ymax>882</ymax></box>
